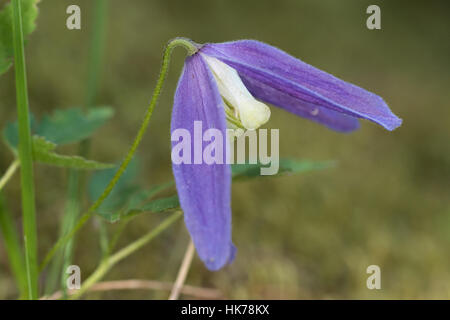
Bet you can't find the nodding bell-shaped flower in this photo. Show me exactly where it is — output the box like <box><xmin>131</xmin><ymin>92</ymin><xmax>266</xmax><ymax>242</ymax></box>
<box><xmin>170</xmin><ymin>38</ymin><xmax>402</xmax><ymax>271</ymax></box>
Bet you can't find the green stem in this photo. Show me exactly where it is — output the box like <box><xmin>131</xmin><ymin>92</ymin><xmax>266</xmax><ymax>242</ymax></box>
<box><xmin>0</xmin><ymin>193</ymin><xmax>28</xmax><ymax>298</ymax></box>
<box><xmin>11</xmin><ymin>0</ymin><xmax>38</xmax><ymax>300</ymax></box>
<box><xmin>45</xmin><ymin>171</ymin><xmax>80</xmax><ymax>295</ymax></box>
<box><xmin>98</xmin><ymin>216</ymin><xmax>110</xmax><ymax>261</ymax></box>
<box><xmin>107</xmin><ymin>180</ymin><xmax>174</xmax><ymax>254</ymax></box>
<box><xmin>108</xmin><ymin>219</ymin><xmax>130</xmax><ymax>254</ymax></box>
<box><xmin>0</xmin><ymin>159</ymin><xmax>20</xmax><ymax>191</ymax></box>
<box><xmin>85</xmin><ymin>0</ymin><xmax>108</xmax><ymax>108</ymax></box>
<box><xmin>59</xmin><ymin>172</ymin><xmax>80</xmax><ymax>298</ymax></box>
<box><xmin>39</xmin><ymin>37</ymin><xmax>198</xmax><ymax>273</ymax></box>
<box><xmin>70</xmin><ymin>211</ymin><xmax>182</xmax><ymax>300</ymax></box>
<box><xmin>83</xmin><ymin>0</ymin><xmax>109</xmax><ymax>264</ymax></box>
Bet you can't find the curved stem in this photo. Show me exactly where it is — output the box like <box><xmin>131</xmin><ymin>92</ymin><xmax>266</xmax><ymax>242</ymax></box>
<box><xmin>70</xmin><ymin>211</ymin><xmax>182</xmax><ymax>300</ymax></box>
<box><xmin>169</xmin><ymin>240</ymin><xmax>195</xmax><ymax>300</ymax></box>
<box><xmin>39</xmin><ymin>38</ymin><xmax>197</xmax><ymax>273</ymax></box>
<box><xmin>0</xmin><ymin>159</ymin><xmax>20</xmax><ymax>192</ymax></box>
<box><xmin>11</xmin><ymin>0</ymin><xmax>38</xmax><ymax>300</ymax></box>
<box><xmin>42</xmin><ymin>279</ymin><xmax>222</xmax><ymax>300</ymax></box>
<box><xmin>168</xmin><ymin>37</ymin><xmax>199</xmax><ymax>56</ymax></box>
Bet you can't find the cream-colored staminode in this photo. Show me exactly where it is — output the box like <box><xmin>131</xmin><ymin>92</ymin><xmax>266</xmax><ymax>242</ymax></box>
<box><xmin>203</xmin><ymin>55</ymin><xmax>270</xmax><ymax>130</ymax></box>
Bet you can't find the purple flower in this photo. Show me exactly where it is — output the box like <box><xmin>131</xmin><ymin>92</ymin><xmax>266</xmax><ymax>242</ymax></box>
<box><xmin>170</xmin><ymin>39</ymin><xmax>402</xmax><ymax>270</ymax></box>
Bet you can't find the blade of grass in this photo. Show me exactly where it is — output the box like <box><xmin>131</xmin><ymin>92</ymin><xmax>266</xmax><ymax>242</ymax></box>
<box><xmin>11</xmin><ymin>0</ymin><xmax>38</xmax><ymax>299</ymax></box>
<box><xmin>73</xmin><ymin>0</ymin><xmax>109</xmax><ymax>261</ymax></box>
<box><xmin>97</xmin><ymin>216</ymin><xmax>110</xmax><ymax>260</ymax></box>
<box><xmin>60</xmin><ymin>174</ymin><xmax>80</xmax><ymax>299</ymax></box>
<box><xmin>45</xmin><ymin>0</ymin><xmax>110</xmax><ymax>295</ymax></box>
<box><xmin>0</xmin><ymin>192</ymin><xmax>28</xmax><ymax>298</ymax></box>
<box><xmin>44</xmin><ymin>170</ymin><xmax>80</xmax><ymax>295</ymax></box>
<box><xmin>107</xmin><ymin>219</ymin><xmax>130</xmax><ymax>253</ymax></box>
<box><xmin>0</xmin><ymin>159</ymin><xmax>20</xmax><ymax>192</ymax></box>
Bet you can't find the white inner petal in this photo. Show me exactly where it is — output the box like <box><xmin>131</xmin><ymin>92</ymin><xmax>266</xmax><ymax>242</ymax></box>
<box><xmin>203</xmin><ymin>55</ymin><xmax>270</xmax><ymax>130</ymax></box>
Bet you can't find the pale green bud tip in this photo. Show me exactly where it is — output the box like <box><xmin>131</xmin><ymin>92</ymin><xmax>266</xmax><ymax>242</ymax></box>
<box><xmin>203</xmin><ymin>55</ymin><xmax>271</xmax><ymax>130</ymax></box>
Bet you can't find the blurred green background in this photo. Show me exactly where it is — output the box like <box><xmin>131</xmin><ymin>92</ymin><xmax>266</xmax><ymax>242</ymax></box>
<box><xmin>0</xmin><ymin>0</ymin><xmax>449</xmax><ymax>299</ymax></box>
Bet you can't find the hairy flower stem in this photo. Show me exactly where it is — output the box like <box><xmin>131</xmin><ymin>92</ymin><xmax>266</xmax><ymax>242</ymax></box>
<box><xmin>39</xmin><ymin>37</ymin><xmax>198</xmax><ymax>273</ymax></box>
<box><xmin>11</xmin><ymin>0</ymin><xmax>38</xmax><ymax>299</ymax></box>
<box><xmin>70</xmin><ymin>211</ymin><xmax>182</xmax><ymax>300</ymax></box>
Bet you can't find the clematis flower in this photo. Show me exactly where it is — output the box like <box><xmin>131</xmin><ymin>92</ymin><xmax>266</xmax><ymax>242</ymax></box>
<box><xmin>170</xmin><ymin>39</ymin><xmax>402</xmax><ymax>270</ymax></box>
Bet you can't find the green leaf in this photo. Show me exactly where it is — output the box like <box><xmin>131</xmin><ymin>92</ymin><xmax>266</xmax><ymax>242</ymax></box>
<box><xmin>0</xmin><ymin>0</ymin><xmax>39</xmax><ymax>75</ymax></box>
<box><xmin>32</xmin><ymin>136</ymin><xmax>113</xmax><ymax>170</ymax></box>
<box><xmin>89</xmin><ymin>158</ymin><xmax>334</xmax><ymax>222</ymax></box>
<box><xmin>97</xmin><ymin>195</ymin><xmax>180</xmax><ymax>223</ymax></box>
<box><xmin>2</xmin><ymin>113</ymin><xmax>114</xmax><ymax>169</ymax></box>
<box><xmin>37</xmin><ymin>107</ymin><xmax>114</xmax><ymax>145</ymax></box>
<box><xmin>2</xmin><ymin>107</ymin><xmax>114</xmax><ymax>151</ymax></box>
<box><xmin>231</xmin><ymin>159</ymin><xmax>336</xmax><ymax>180</ymax></box>
<box><xmin>140</xmin><ymin>195</ymin><xmax>179</xmax><ymax>213</ymax></box>
<box><xmin>88</xmin><ymin>158</ymin><xmax>140</xmax><ymax>212</ymax></box>
<box><xmin>88</xmin><ymin>159</ymin><xmax>177</xmax><ymax>222</ymax></box>
<box><xmin>2</xmin><ymin>114</ymin><xmax>36</xmax><ymax>154</ymax></box>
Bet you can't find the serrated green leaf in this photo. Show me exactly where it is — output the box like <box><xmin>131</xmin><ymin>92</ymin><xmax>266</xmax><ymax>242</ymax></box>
<box><xmin>231</xmin><ymin>159</ymin><xmax>336</xmax><ymax>180</ymax></box>
<box><xmin>90</xmin><ymin>158</ymin><xmax>333</xmax><ymax>222</ymax></box>
<box><xmin>37</xmin><ymin>107</ymin><xmax>114</xmax><ymax>145</ymax></box>
<box><xmin>0</xmin><ymin>0</ymin><xmax>39</xmax><ymax>75</ymax></box>
<box><xmin>88</xmin><ymin>159</ymin><xmax>178</xmax><ymax>222</ymax></box>
<box><xmin>2</xmin><ymin>114</ymin><xmax>36</xmax><ymax>154</ymax></box>
<box><xmin>119</xmin><ymin>181</ymin><xmax>175</xmax><ymax>213</ymax></box>
<box><xmin>32</xmin><ymin>135</ymin><xmax>55</xmax><ymax>152</ymax></box>
<box><xmin>88</xmin><ymin>158</ymin><xmax>140</xmax><ymax>212</ymax></box>
<box><xmin>97</xmin><ymin>195</ymin><xmax>180</xmax><ymax>223</ymax></box>
<box><xmin>2</xmin><ymin>107</ymin><xmax>114</xmax><ymax>152</ymax></box>
<box><xmin>121</xmin><ymin>194</ymin><xmax>180</xmax><ymax>221</ymax></box>
<box><xmin>32</xmin><ymin>136</ymin><xmax>113</xmax><ymax>170</ymax></box>
<box><xmin>140</xmin><ymin>195</ymin><xmax>179</xmax><ymax>213</ymax></box>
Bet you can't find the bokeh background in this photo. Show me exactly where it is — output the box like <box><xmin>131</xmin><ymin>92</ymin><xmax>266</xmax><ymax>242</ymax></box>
<box><xmin>0</xmin><ymin>0</ymin><xmax>449</xmax><ymax>299</ymax></box>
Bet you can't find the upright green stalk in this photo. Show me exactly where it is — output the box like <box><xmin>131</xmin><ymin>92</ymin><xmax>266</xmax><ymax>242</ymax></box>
<box><xmin>85</xmin><ymin>0</ymin><xmax>107</xmax><ymax>109</ymax></box>
<box><xmin>11</xmin><ymin>0</ymin><xmax>38</xmax><ymax>299</ymax></box>
<box><xmin>40</xmin><ymin>37</ymin><xmax>198</xmax><ymax>272</ymax></box>
<box><xmin>83</xmin><ymin>0</ymin><xmax>109</xmax><ymax>263</ymax></box>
